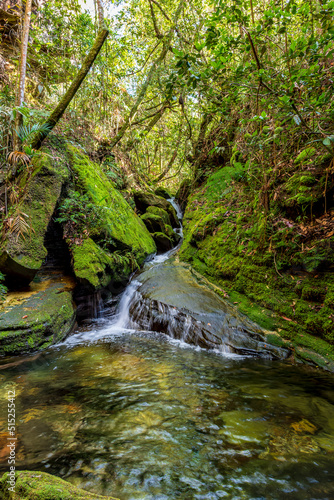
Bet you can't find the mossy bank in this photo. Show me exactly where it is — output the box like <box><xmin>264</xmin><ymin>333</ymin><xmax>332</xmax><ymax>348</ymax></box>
<box><xmin>179</xmin><ymin>165</ymin><xmax>334</xmax><ymax>372</ymax></box>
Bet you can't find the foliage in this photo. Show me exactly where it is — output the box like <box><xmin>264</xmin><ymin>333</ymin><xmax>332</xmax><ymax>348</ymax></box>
<box><xmin>56</xmin><ymin>190</ymin><xmax>105</xmax><ymax>243</ymax></box>
<box><xmin>0</xmin><ymin>271</ymin><xmax>7</xmax><ymax>302</ymax></box>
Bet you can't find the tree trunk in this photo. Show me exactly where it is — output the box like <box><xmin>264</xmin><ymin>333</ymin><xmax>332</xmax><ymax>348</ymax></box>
<box><xmin>126</xmin><ymin>104</ymin><xmax>168</xmax><ymax>152</ymax></box>
<box><xmin>31</xmin><ymin>1</ymin><xmax>108</xmax><ymax>150</ymax></box>
<box><xmin>13</xmin><ymin>0</ymin><xmax>32</xmax><ymax>151</ymax></box>
<box><xmin>110</xmin><ymin>0</ymin><xmax>185</xmax><ymax>149</ymax></box>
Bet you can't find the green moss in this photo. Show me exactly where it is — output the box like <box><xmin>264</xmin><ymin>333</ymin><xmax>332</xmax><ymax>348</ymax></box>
<box><xmin>0</xmin><ymin>279</ymin><xmax>76</xmax><ymax>356</ymax></box>
<box><xmin>67</xmin><ymin>146</ymin><xmax>155</xmax><ymax>264</ymax></box>
<box><xmin>146</xmin><ymin>206</ymin><xmax>171</xmax><ymax>225</ymax></box>
<box><xmin>294</xmin><ymin>147</ymin><xmax>316</xmax><ymax>164</ymax></box>
<box><xmin>179</xmin><ymin>171</ymin><xmax>334</xmax><ymax>371</ymax></box>
<box><xmin>0</xmin><ymin>471</ymin><xmax>118</xmax><ymax>500</ymax></box>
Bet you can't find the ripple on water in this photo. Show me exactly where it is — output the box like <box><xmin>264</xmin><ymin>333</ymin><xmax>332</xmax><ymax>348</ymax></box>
<box><xmin>0</xmin><ymin>331</ymin><xmax>334</xmax><ymax>499</ymax></box>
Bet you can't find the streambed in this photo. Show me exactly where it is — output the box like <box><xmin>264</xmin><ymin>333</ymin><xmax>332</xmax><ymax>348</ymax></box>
<box><xmin>1</xmin><ymin>316</ymin><xmax>334</xmax><ymax>499</ymax></box>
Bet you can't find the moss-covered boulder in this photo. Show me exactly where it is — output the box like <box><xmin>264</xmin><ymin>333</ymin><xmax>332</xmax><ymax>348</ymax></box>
<box><xmin>146</xmin><ymin>206</ymin><xmax>171</xmax><ymax>225</ymax></box>
<box><xmin>133</xmin><ymin>191</ymin><xmax>180</xmax><ymax>227</ymax></box>
<box><xmin>66</xmin><ymin>146</ymin><xmax>156</xmax><ymax>290</ymax></box>
<box><xmin>154</xmin><ymin>186</ymin><xmax>171</xmax><ymax>199</ymax></box>
<box><xmin>0</xmin><ymin>154</ymin><xmax>69</xmax><ymax>285</ymax></box>
<box><xmin>0</xmin><ymin>275</ymin><xmax>76</xmax><ymax>355</ymax></box>
<box><xmin>152</xmin><ymin>232</ymin><xmax>174</xmax><ymax>252</ymax></box>
<box><xmin>70</xmin><ymin>238</ymin><xmax>135</xmax><ymax>290</ymax></box>
<box><xmin>141</xmin><ymin>207</ymin><xmax>180</xmax><ymax>252</ymax></box>
<box><xmin>0</xmin><ymin>471</ymin><xmax>118</xmax><ymax>500</ymax></box>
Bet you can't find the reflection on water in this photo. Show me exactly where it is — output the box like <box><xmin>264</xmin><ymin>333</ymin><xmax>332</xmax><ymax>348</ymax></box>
<box><xmin>1</xmin><ymin>327</ymin><xmax>334</xmax><ymax>500</ymax></box>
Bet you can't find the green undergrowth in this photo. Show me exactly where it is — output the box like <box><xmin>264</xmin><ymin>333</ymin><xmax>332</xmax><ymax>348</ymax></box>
<box><xmin>180</xmin><ymin>165</ymin><xmax>334</xmax><ymax>369</ymax></box>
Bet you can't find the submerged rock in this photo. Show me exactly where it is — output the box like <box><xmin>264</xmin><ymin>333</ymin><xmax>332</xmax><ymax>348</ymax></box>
<box><xmin>0</xmin><ymin>274</ymin><xmax>76</xmax><ymax>356</ymax></box>
<box><xmin>0</xmin><ymin>470</ymin><xmax>118</xmax><ymax>499</ymax></box>
<box><xmin>129</xmin><ymin>260</ymin><xmax>290</xmax><ymax>359</ymax></box>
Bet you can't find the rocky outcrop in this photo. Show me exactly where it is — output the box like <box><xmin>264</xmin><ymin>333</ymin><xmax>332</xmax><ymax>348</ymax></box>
<box><xmin>66</xmin><ymin>146</ymin><xmax>156</xmax><ymax>290</ymax></box>
<box><xmin>0</xmin><ymin>154</ymin><xmax>69</xmax><ymax>285</ymax></box>
<box><xmin>133</xmin><ymin>190</ymin><xmax>180</xmax><ymax>228</ymax></box>
<box><xmin>0</xmin><ymin>274</ymin><xmax>76</xmax><ymax>356</ymax></box>
<box><xmin>0</xmin><ymin>471</ymin><xmax>118</xmax><ymax>500</ymax></box>
<box><xmin>0</xmin><ymin>141</ymin><xmax>157</xmax><ymax>354</ymax></box>
<box><xmin>129</xmin><ymin>259</ymin><xmax>291</xmax><ymax>359</ymax></box>
<box><xmin>140</xmin><ymin>206</ymin><xmax>181</xmax><ymax>252</ymax></box>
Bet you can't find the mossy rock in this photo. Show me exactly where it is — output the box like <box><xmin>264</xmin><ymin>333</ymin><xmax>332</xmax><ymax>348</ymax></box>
<box><xmin>179</xmin><ymin>172</ymin><xmax>334</xmax><ymax>371</ymax></box>
<box><xmin>70</xmin><ymin>238</ymin><xmax>134</xmax><ymax>290</ymax></box>
<box><xmin>141</xmin><ymin>213</ymin><xmax>168</xmax><ymax>234</ymax></box>
<box><xmin>146</xmin><ymin>206</ymin><xmax>171</xmax><ymax>225</ymax></box>
<box><xmin>0</xmin><ymin>276</ymin><xmax>76</xmax><ymax>355</ymax></box>
<box><xmin>152</xmin><ymin>232</ymin><xmax>174</xmax><ymax>252</ymax></box>
<box><xmin>133</xmin><ymin>191</ymin><xmax>180</xmax><ymax>227</ymax></box>
<box><xmin>0</xmin><ymin>154</ymin><xmax>69</xmax><ymax>285</ymax></box>
<box><xmin>154</xmin><ymin>187</ymin><xmax>171</xmax><ymax>199</ymax></box>
<box><xmin>0</xmin><ymin>470</ymin><xmax>118</xmax><ymax>500</ymax></box>
<box><xmin>66</xmin><ymin>147</ymin><xmax>156</xmax><ymax>289</ymax></box>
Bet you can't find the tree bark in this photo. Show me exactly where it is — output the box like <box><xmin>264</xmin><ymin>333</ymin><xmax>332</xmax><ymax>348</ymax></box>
<box><xmin>13</xmin><ymin>0</ymin><xmax>32</xmax><ymax>151</ymax></box>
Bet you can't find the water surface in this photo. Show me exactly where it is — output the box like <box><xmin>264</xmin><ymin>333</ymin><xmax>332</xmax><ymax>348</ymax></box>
<box><xmin>1</xmin><ymin>320</ymin><xmax>334</xmax><ymax>500</ymax></box>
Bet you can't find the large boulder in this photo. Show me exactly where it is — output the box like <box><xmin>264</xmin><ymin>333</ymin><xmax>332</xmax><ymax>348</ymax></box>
<box><xmin>0</xmin><ymin>155</ymin><xmax>69</xmax><ymax>285</ymax></box>
<box><xmin>154</xmin><ymin>186</ymin><xmax>172</xmax><ymax>199</ymax></box>
<box><xmin>141</xmin><ymin>207</ymin><xmax>180</xmax><ymax>252</ymax></box>
<box><xmin>151</xmin><ymin>232</ymin><xmax>175</xmax><ymax>252</ymax></box>
<box><xmin>67</xmin><ymin>147</ymin><xmax>156</xmax><ymax>291</ymax></box>
<box><xmin>133</xmin><ymin>191</ymin><xmax>180</xmax><ymax>227</ymax></box>
<box><xmin>0</xmin><ymin>471</ymin><xmax>118</xmax><ymax>500</ymax></box>
<box><xmin>0</xmin><ymin>275</ymin><xmax>76</xmax><ymax>356</ymax></box>
<box><xmin>129</xmin><ymin>259</ymin><xmax>291</xmax><ymax>359</ymax></box>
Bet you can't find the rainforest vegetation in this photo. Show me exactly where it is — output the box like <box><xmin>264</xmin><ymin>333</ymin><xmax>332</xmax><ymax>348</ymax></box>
<box><xmin>1</xmin><ymin>0</ymin><xmax>334</xmax><ymax>359</ymax></box>
<box><xmin>2</xmin><ymin>1</ymin><xmax>334</xmax><ymax>499</ymax></box>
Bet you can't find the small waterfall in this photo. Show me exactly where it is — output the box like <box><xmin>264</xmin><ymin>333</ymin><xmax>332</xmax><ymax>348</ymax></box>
<box><xmin>108</xmin><ymin>280</ymin><xmax>141</xmax><ymax>331</ymax></box>
<box><xmin>167</xmin><ymin>197</ymin><xmax>183</xmax><ymax>221</ymax></box>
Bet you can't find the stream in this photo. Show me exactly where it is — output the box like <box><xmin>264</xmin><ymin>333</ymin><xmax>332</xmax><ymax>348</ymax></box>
<box><xmin>1</xmin><ymin>201</ymin><xmax>334</xmax><ymax>499</ymax></box>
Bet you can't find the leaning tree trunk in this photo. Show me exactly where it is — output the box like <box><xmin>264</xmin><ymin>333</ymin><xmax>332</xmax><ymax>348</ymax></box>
<box><xmin>13</xmin><ymin>0</ymin><xmax>32</xmax><ymax>151</ymax></box>
<box><xmin>110</xmin><ymin>0</ymin><xmax>185</xmax><ymax>149</ymax></box>
<box><xmin>126</xmin><ymin>104</ymin><xmax>168</xmax><ymax>152</ymax></box>
<box><xmin>31</xmin><ymin>0</ymin><xmax>108</xmax><ymax>150</ymax></box>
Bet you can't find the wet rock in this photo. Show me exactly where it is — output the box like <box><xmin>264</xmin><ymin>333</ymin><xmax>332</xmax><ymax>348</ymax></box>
<box><xmin>129</xmin><ymin>260</ymin><xmax>291</xmax><ymax>359</ymax></box>
<box><xmin>133</xmin><ymin>191</ymin><xmax>180</xmax><ymax>227</ymax></box>
<box><xmin>0</xmin><ymin>275</ymin><xmax>76</xmax><ymax>356</ymax></box>
<box><xmin>152</xmin><ymin>232</ymin><xmax>175</xmax><ymax>252</ymax></box>
<box><xmin>154</xmin><ymin>187</ymin><xmax>172</xmax><ymax>199</ymax></box>
<box><xmin>0</xmin><ymin>470</ymin><xmax>118</xmax><ymax>499</ymax></box>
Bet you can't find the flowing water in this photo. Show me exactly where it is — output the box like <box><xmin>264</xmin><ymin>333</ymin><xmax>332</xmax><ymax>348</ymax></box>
<box><xmin>1</xmin><ymin>203</ymin><xmax>334</xmax><ymax>499</ymax></box>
